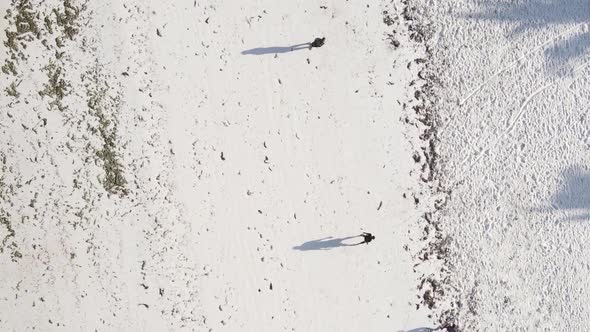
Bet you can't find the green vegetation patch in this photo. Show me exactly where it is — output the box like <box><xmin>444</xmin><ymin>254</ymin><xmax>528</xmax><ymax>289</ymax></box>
<box><xmin>39</xmin><ymin>61</ymin><xmax>69</xmax><ymax>110</ymax></box>
<box><xmin>5</xmin><ymin>81</ymin><xmax>20</xmax><ymax>98</ymax></box>
<box><xmin>0</xmin><ymin>213</ymin><xmax>15</xmax><ymax>254</ymax></box>
<box><xmin>14</xmin><ymin>0</ymin><xmax>40</xmax><ymax>37</ymax></box>
<box><xmin>2</xmin><ymin>0</ymin><xmax>40</xmax><ymax>53</ymax></box>
<box><xmin>1</xmin><ymin>61</ymin><xmax>17</xmax><ymax>76</ymax></box>
<box><xmin>0</xmin><ymin>156</ymin><xmax>19</xmax><ymax>261</ymax></box>
<box><xmin>3</xmin><ymin>30</ymin><xmax>18</xmax><ymax>53</ymax></box>
<box><xmin>52</xmin><ymin>0</ymin><xmax>81</xmax><ymax>40</ymax></box>
<box><xmin>85</xmin><ymin>69</ymin><xmax>128</xmax><ymax>196</ymax></box>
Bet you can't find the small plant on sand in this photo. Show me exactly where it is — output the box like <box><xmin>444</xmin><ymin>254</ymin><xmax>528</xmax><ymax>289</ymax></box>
<box><xmin>52</xmin><ymin>0</ymin><xmax>81</xmax><ymax>40</ymax></box>
<box><xmin>86</xmin><ymin>81</ymin><xmax>127</xmax><ymax>195</ymax></box>
<box><xmin>39</xmin><ymin>61</ymin><xmax>69</xmax><ymax>110</ymax></box>
<box><xmin>1</xmin><ymin>61</ymin><xmax>17</xmax><ymax>76</ymax></box>
<box><xmin>0</xmin><ymin>213</ymin><xmax>15</xmax><ymax>254</ymax></box>
<box><xmin>0</xmin><ymin>156</ymin><xmax>19</xmax><ymax>261</ymax></box>
<box><xmin>3</xmin><ymin>30</ymin><xmax>18</xmax><ymax>52</ymax></box>
<box><xmin>5</xmin><ymin>81</ymin><xmax>19</xmax><ymax>98</ymax></box>
<box><xmin>13</xmin><ymin>0</ymin><xmax>40</xmax><ymax>38</ymax></box>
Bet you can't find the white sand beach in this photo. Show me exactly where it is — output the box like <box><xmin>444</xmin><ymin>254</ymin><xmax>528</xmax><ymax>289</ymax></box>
<box><xmin>3</xmin><ymin>0</ymin><xmax>588</xmax><ymax>331</ymax></box>
<box><xmin>0</xmin><ymin>0</ymin><xmax>437</xmax><ymax>331</ymax></box>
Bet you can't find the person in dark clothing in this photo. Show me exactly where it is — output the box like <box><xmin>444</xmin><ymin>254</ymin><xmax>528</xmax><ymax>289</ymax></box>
<box><xmin>358</xmin><ymin>232</ymin><xmax>375</xmax><ymax>245</ymax></box>
<box><xmin>310</xmin><ymin>37</ymin><xmax>326</xmax><ymax>49</ymax></box>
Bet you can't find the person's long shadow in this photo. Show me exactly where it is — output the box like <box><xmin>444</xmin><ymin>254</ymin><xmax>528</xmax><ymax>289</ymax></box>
<box><xmin>241</xmin><ymin>43</ymin><xmax>310</xmax><ymax>55</ymax></box>
<box><xmin>293</xmin><ymin>236</ymin><xmax>361</xmax><ymax>251</ymax></box>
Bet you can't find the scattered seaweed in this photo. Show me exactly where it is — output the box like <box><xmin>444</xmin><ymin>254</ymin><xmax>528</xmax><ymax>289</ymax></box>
<box><xmin>399</xmin><ymin>0</ymin><xmax>458</xmax><ymax>329</ymax></box>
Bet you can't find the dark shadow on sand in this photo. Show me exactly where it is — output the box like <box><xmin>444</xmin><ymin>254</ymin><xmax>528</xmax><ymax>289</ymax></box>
<box><xmin>552</xmin><ymin>165</ymin><xmax>590</xmax><ymax>210</ymax></box>
<box><xmin>534</xmin><ymin>165</ymin><xmax>590</xmax><ymax>221</ymax></box>
<box><xmin>293</xmin><ymin>236</ymin><xmax>361</xmax><ymax>251</ymax></box>
<box><xmin>241</xmin><ymin>43</ymin><xmax>310</xmax><ymax>55</ymax></box>
<box><xmin>464</xmin><ymin>0</ymin><xmax>590</xmax><ymax>74</ymax></box>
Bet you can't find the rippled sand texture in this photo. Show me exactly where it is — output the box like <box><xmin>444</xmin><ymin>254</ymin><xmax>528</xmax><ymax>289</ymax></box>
<box><xmin>426</xmin><ymin>0</ymin><xmax>590</xmax><ymax>330</ymax></box>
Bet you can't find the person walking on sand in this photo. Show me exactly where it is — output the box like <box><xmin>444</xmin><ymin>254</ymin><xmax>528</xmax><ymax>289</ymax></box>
<box><xmin>357</xmin><ymin>232</ymin><xmax>375</xmax><ymax>245</ymax></box>
<box><xmin>310</xmin><ymin>37</ymin><xmax>326</xmax><ymax>49</ymax></box>
<box><xmin>289</xmin><ymin>37</ymin><xmax>326</xmax><ymax>51</ymax></box>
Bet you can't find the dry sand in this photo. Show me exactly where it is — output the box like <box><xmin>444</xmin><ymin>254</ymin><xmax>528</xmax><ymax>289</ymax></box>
<box><xmin>0</xmin><ymin>0</ymin><xmax>438</xmax><ymax>331</ymax></box>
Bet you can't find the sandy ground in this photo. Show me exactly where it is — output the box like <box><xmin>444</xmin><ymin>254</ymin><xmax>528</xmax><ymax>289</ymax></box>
<box><xmin>423</xmin><ymin>0</ymin><xmax>590</xmax><ymax>330</ymax></box>
<box><xmin>12</xmin><ymin>0</ymin><xmax>589</xmax><ymax>331</ymax></box>
<box><xmin>0</xmin><ymin>0</ymin><xmax>438</xmax><ymax>331</ymax></box>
